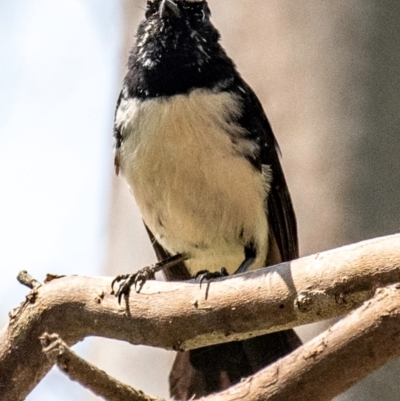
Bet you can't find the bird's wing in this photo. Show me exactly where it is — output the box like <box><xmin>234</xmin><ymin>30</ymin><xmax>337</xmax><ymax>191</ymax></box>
<box><xmin>234</xmin><ymin>79</ymin><xmax>299</xmax><ymax>263</ymax></box>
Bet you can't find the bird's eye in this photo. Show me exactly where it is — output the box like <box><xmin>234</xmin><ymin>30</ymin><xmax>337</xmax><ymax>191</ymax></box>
<box><xmin>194</xmin><ymin>9</ymin><xmax>205</xmax><ymax>20</ymax></box>
<box><xmin>178</xmin><ymin>1</ymin><xmax>205</xmax><ymax>19</ymax></box>
<box><xmin>191</xmin><ymin>4</ymin><xmax>209</xmax><ymax>21</ymax></box>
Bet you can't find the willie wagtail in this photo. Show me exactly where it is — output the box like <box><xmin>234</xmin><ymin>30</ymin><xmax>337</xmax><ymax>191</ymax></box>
<box><xmin>112</xmin><ymin>1</ymin><xmax>301</xmax><ymax>399</ymax></box>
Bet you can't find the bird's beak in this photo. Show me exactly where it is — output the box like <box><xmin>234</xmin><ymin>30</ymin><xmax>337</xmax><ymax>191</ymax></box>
<box><xmin>159</xmin><ymin>0</ymin><xmax>182</xmax><ymax>19</ymax></box>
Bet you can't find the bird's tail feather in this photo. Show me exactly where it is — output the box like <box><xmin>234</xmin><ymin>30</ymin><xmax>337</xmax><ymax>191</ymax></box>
<box><xmin>169</xmin><ymin>329</ymin><xmax>301</xmax><ymax>400</ymax></box>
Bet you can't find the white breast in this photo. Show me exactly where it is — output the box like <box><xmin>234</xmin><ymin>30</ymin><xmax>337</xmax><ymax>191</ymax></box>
<box><xmin>115</xmin><ymin>89</ymin><xmax>270</xmax><ymax>274</ymax></box>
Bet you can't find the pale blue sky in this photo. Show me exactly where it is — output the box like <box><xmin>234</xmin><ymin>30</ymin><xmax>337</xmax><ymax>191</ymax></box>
<box><xmin>0</xmin><ymin>0</ymin><xmax>123</xmax><ymax>399</ymax></box>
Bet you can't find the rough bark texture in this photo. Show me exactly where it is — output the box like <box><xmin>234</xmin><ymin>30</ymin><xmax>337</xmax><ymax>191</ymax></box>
<box><xmin>11</xmin><ymin>284</ymin><xmax>400</xmax><ymax>401</ymax></box>
<box><xmin>205</xmin><ymin>285</ymin><xmax>400</xmax><ymax>401</ymax></box>
<box><xmin>1</xmin><ymin>234</ymin><xmax>400</xmax><ymax>400</ymax></box>
<box><xmin>7</xmin><ymin>284</ymin><xmax>400</xmax><ymax>401</ymax></box>
<box><xmin>41</xmin><ymin>333</ymin><xmax>162</xmax><ymax>401</ymax></box>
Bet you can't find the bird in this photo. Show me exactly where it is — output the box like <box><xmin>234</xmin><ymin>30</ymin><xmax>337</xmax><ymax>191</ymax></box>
<box><xmin>113</xmin><ymin>0</ymin><xmax>301</xmax><ymax>399</ymax></box>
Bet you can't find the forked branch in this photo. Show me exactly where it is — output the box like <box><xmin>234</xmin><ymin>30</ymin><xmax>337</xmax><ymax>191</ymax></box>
<box><xmin>0</xmin><ymin>234</ymin><xmax>400</xmax><ymax>400</ymax></box>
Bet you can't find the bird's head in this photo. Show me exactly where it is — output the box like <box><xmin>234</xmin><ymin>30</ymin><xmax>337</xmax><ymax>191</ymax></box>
<box><xmin>137</xmin><ymin>0</ymin><xmax>216</xmax><ymax>56</ymax></box>
<box><xmin>145</xmin><ymin>0</ymin><xmax>211</xmax><ymax>25</ymax></box>
<box><xmin>126</xmin><ymin>0</ymin><xmax>236</xmax><ymax>97</ymax></box>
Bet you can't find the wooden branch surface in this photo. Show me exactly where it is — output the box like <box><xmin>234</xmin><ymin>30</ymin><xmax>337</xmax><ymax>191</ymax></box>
<box><xmin>40</xmin><ymin>333</ymin><xmax>161</xmax><ymax>401</ymax></box>
<box><xmin>205</xmin><ymin>284</ymin><xmax>400</xmax><ymax>401</ymax></box>
<box><xmin>30</xmin><ymin>285</ymin><xmax>400</xmax><ymax>401</ymax></box>
<box><xmin>1</xmin><ymin>233</ymin><xmax>400</xmax><ymax>400</ymax></box>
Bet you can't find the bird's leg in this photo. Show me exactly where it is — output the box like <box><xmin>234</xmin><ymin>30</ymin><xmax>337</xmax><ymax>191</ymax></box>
<box><xmin>194</xmin><ymin>244</ymin><xmax>257</xmax><ymax>287</ymax></box>
<box><xmin>234</xmin><ymin>244</ymin><xmax>256</xmax><ymax>274</ymax></box>
<box><xmin>111</xmin><ymin>253</ymin><xmax>187</xmax><ymax>303</ymax></box>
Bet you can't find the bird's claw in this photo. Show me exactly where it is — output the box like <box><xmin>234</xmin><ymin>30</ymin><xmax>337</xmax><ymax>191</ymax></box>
<box><xmin>194</xmin><ymin>267</ymin><xmax>229</xmax><ymax>288</ymax></box>
<box><xmin>111</xmin><ymin>266</ymin><xmax>156</xmax><ymax>304</ymax></box>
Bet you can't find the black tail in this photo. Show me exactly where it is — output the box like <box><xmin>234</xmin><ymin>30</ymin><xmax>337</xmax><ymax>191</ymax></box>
<box><xmin>169</xmin><ymin>329</ymin><xmax>301</xmax><ymax>400</ymax></box>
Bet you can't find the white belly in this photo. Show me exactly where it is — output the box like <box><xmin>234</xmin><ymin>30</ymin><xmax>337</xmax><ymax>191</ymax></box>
<box><xmin>116</xmin><ymin>89</ymin><xmax>270</xmax><ymax>274</ymax></box>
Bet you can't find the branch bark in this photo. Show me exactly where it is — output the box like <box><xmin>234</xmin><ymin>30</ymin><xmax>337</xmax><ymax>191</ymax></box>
<box><xmin>1</xmin><ymin>234</ymin><xmax>400</xmax><ymax>400</ymax></box>
<box><xmin>40</xmin><ymin>333</ymin><xmax>161</xmax><ymax>401</ymax></box>
<box><xmin>205</xmin><ymin>284</ymin><xmax>400</xmax><ymax>401</ymax></box>
<box><xmin>33</xmin><ymin>285</ymin><xmax>400</xmax><ymax>401</ymax></box>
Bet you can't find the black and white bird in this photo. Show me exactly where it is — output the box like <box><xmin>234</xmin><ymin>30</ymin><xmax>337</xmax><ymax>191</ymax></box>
<box><xmin>113</xmin><ymin>0</ymin><xmax>301</xmax><ymax>399</ymax></box>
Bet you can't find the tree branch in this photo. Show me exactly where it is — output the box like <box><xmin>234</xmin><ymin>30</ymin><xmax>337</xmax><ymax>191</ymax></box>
<box><xmin>204</xmin><ymin>284</ymin><xmax>400</xmax><ymax>401</ymax></box>
<box><xmin>32</xmin><ymin>285</ymin><xmax>400</xmax><ymax>401</ymax></box>
<box><xmin>40</xmin><ymin>333</ymin><xmax>162</xmax><ymax>401</ymax></box>
<box><xmin>1</xmin><ymin>233</ymin><xmax>400</xmax><ymax>400</ymax></box>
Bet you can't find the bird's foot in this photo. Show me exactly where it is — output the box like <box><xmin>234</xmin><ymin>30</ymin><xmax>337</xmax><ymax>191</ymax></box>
<box><xmin>111</xmin><ymin>266</ymin><xmax>156</xmax><ymax>303</ymax></box>
<box><xmin>194</xmin><ymin>267</ymin><xmax>229</xmax><ymax>288</ymax></box>
<box><xmin>111</xmin><ymin>253</ymin><xmax>187</xmax><ymax>304</ymax></box>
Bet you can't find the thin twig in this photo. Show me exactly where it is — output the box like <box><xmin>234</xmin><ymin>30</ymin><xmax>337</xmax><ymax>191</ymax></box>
<box><xmin>17</xmin><ymin>270</ymin><xmax>41</xmax><ymax>290</ymax></box>
<box><xmin>40</xmin><ymin>333</ymin><xmax>163</xmax><ymax>401</ymax></box>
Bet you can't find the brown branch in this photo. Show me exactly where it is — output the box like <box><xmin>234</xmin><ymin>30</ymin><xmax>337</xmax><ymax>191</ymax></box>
<box><xmin>40</xmin><ymin>285</ymin><xmax>400</xmax><ymax>401</ymax></box>
<box><xmin>205</xmin><ymin>284</ymin><xmax>400</xmax><ymax>401</ymax></box>
<box><xmin>1</xmin><ymin>233</ymin><xmax>400</xmax><ymax>400</ymax></box>
<box><xmin>40</xmin><ymin>333</ymin><xmax>162</xmax><ymax>401</ymax></box>
<box><xmin>17</xmin><ymin>270</ymin><xmax>42</xmax><ymax>290</ymax></box>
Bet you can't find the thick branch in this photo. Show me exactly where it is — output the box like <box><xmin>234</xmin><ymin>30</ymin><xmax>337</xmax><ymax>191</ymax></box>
<box><xmin>34</xmin><ymin>285</ymin><xmax>400</xmax><ymax>401</ymax></box>
<box><xmin>1</xmin><ymin>234</ymin><xmax>400</xmax><ymax>400</ymax></box>
<box><xmin>205</xmin><ymin>284</ymin><xmax>400</xmax><ymax>401</ymax></box>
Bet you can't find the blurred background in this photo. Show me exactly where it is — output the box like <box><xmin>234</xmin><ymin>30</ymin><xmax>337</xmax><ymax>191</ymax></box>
<box><xmin>1</xmin><ymin>0</ymin><xmax>400</xmax><ymax>400</ymax></box>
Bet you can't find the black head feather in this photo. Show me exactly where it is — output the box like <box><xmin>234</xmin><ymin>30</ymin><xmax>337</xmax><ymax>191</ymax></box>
<box><xmin>124</xmin><ymin>0</ymin><xmax>237</xmax><ymax>98</ymax></box>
